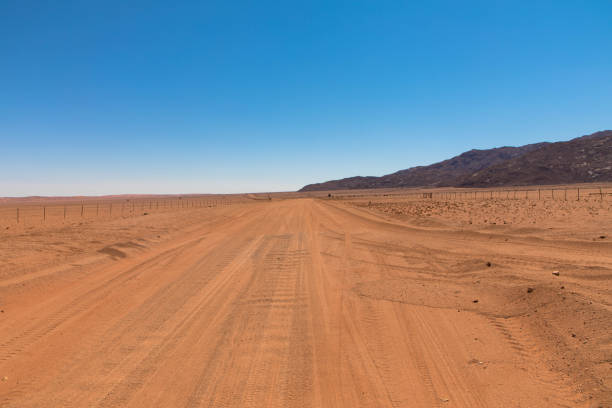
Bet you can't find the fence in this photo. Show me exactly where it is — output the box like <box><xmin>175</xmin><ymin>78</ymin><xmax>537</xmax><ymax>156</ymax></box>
<box><xmin>326</xmin><ymin>186</ymin><xmax>612</xmax><ymax>202</ymax></box>
<box><xmin>0</xmin><ymin>196</ymin><xmax>246</xmax><ymax>228</ymax></box>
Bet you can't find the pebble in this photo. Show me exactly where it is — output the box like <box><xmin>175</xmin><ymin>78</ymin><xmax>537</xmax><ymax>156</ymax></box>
<box><xmin>552</xmin><ymin>271</ymin><xmax>560</xmax><ymax>276</ymax></box>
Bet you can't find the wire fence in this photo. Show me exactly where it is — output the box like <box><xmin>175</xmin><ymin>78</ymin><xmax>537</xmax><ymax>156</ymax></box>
<box><xmin>325</xmin><ymin>186</ymin><xmax>612</xmax><ymax>202</ymax></box>
<box><xmin>0</xmin><ymin>196</ymin><xmax>246</xmax><ymax>228</ymax></box>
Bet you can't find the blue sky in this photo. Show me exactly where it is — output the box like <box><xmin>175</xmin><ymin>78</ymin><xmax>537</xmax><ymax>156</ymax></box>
<box><xmin>1</xmin><ymin>1</ymin><xmax>611</xmax><ymax>195</ymax></box>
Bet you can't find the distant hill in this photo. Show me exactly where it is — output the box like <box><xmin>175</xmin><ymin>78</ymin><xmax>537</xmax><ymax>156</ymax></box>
<box><xmin>460</xmin><ymin>130</ymin><xmax>612</xmax><ymax>187</ymax></box>
<box><xmin>299</xmin><ymin>130</ymin><xmax>612</xmax><ymax>191</ymax></box>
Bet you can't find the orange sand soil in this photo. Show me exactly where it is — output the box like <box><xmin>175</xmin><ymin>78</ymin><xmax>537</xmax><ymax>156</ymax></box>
<box><xmin>0</xmin><ymin>195</ymin><xmax>610</xmax><ymax>407</ymax></box>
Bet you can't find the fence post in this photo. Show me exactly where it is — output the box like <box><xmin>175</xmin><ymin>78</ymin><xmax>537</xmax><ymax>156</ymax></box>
<box><xmin>64</xmin><ymin>206</ymin><xmax>66</xmax><ymax>220</ymax></box>
<box><xmin>552</xmin><ymin>189</ymin><xmax>554</xmax><ymax>200</ymax></box>
<box><xmin>564</xmin><ymin>188</ymin><xmax>567</xmax><ymax>201</ymax></box>
<box><xmin>16</xmin><ymin>208</ymin><xmax>19</xmax><ymax>224</ymax></box>
<box><xmin>43</xmin><ymin>206</ymin><xmax>46</xmax><ymax>222</ymax></box>
<box><xmin>81</xmin><ymin>203</ymin><xmax>84</xmax><ymax>217</ymax></box>
<box><xmin>600</xmin><ymin>187</ymin><xmax>604</xmax><ymax>201</ymax></box>
<box><xmin>577</xmin><ymin>188</ymin><xmax>580</xmax><ymax>201</ymax></box>
<box><xmin>538</xmin><ymin>189</ymin><xmax>541</xmax><ymax>200</ymax></box>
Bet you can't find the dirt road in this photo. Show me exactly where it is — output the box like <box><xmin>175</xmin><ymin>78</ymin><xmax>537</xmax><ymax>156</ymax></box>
<box><xmin>0</xmin><ymin>199</ymin><xmax>610</xmax><ymax>407</ymax></box>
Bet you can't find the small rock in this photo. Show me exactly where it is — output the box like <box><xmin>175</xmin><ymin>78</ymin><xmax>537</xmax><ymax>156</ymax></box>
<box><xmin>560</xmin><ymin>286</ymin><xmax>565</xmax><ymax>289</ymax></box>
<box><xmin>552</xmin><ymin>271</ymin><xmax>560</xmax><ymax>276</ymax></box>
<box><xmin>472</xmin><ymin>299</ymin><xmax>479</xmax><ymax>303</ymax></box>
<box><xmin>486</xmin><ymin>262</ymin><xmax>492</xmax><ymax>267</ymax></box>
<box><xmin>599</xmin><ymin>235</ymin><xmax>606</xmax><ymax>239</ymax></box>
<box><xmin>571</xmin><ymin>333</ymin><xmax>576</xmax><ymax>338</ymax></box>
<box><xmin>527</xmin><ymin>287</ymin><xmax>534</xmax><ymax>293</ymax></box>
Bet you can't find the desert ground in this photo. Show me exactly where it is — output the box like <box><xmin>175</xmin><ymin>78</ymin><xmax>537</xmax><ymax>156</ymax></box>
<box><xmin>0</xmin><ymin>186</ymin><xmax>610</xmax><ymax>407</ymax></box>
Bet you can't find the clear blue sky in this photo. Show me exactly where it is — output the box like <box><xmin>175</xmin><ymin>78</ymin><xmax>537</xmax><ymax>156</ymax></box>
<box><xmin>1</xmin><ymin>1</ymin><xmax>611</xmax><ymax>195</ymax></box>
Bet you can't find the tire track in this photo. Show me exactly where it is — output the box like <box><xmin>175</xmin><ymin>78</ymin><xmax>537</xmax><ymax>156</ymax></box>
<box><xmin>0</xmin><ymin>236</ymin><xmax>211</xmax><ymax>407</ymax></box>
<box><xmin>95</xmin><ymin>235</ymin><xmax>262</xmax><ymax>408</ymax></box>
<box><xmin>0</xmin><ymin>235</ymin><xmax>206</xmax><ymax>365</ymax></box>
<box><xmin>0</xmin><ymin>204</ymin><xmax>271</xmax><ymax>408</ymax></box>
<box><xmin>185</xmin><ymin>234</ymin><xmax>314</xmax><ymax>408</ymax></box>
<box><xmin>487</xmin><ymin>317</ymin><xmax>584</xmax><ymax>407</ymax></box>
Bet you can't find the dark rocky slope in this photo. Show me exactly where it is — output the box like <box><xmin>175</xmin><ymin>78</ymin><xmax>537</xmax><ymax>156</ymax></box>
<box><xmin>299</xmin><ymin>130</ymin><xmax>612</xmax><ymax>191</ymax></box>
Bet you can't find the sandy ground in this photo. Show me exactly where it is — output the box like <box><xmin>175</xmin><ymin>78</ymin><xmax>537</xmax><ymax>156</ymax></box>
<box><xmin>0</xmin><ymin>196</ymin><xmax>610</xmax><ymax>407</ymax></box>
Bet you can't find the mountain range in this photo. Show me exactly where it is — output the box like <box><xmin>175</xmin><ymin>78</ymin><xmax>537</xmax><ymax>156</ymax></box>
<box><xmin>299</xmin><ymin>130</ymin><xmax>612</xmax><ymax>191</ymax></box>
